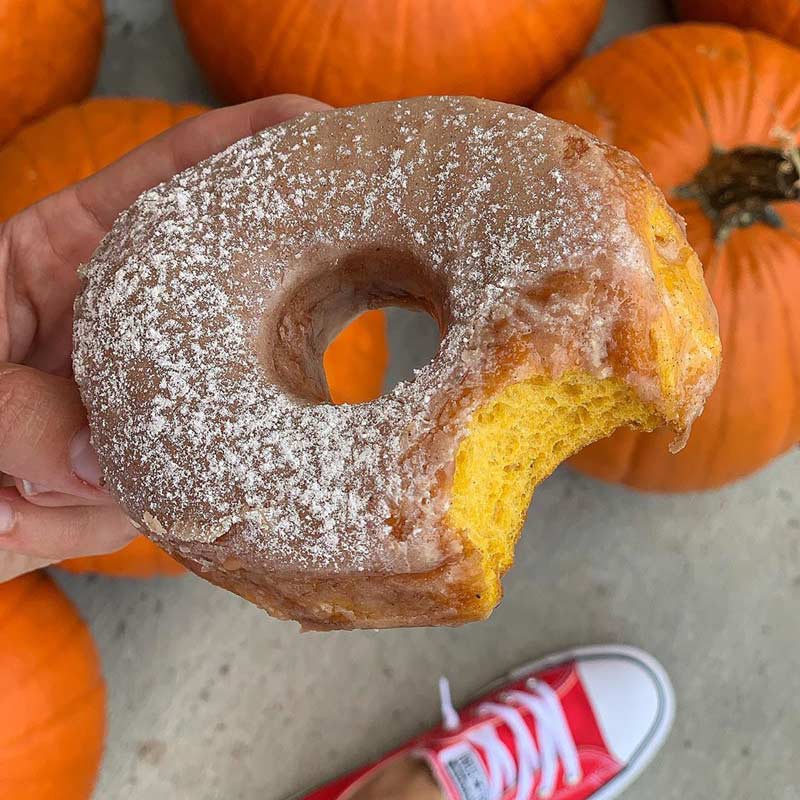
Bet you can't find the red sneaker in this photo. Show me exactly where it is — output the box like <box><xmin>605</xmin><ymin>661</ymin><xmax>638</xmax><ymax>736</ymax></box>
<box><xmin>298</xmin><ymin>645</ymin><xmax>675</xmax><ymax>800</ymax></box>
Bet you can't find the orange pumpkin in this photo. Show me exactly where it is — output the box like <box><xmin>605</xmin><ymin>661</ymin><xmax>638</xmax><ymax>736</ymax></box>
<box><xmin>0</xmin><ymin>573</ymin><xmax>105</xmax><ymax>799</ymax></box>
<box><xmin>59</xmin><ymin>535</ymin><xmax>187</xmax><ymax>578</ymax></box>
<box><xmin>675</xmin><ymin>1</ymin><xmax>800</xmax><ymax>49</ymax></box>
<box><xmin>538</xmin><ymin>24</ymin><xmax>800</xmax><ymax>490</ymax></box>
<box><xmin>2</xmin><ymin>99</ymin><xmax>389</xmax><ymax>572</ymax></box>
<box><xmin>174</xmin><ymin>0</ymin><xmax>605</xmax><ymax>108</ymax></box>
<box><xmin>0</xmin><ymin>0</ymin><xmax>103</xmax><ymax>143</ymax></box>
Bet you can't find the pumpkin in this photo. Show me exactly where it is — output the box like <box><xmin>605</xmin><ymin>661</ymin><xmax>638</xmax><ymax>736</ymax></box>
<box><xmin>2</xmin><ymin>99</ymin><xmax>389</xmax><ymax>572</ymax></box>
<box><xmin>0</xmin><ymin>573</ymin><xmax>105</xmax><ymax>799</ymax></box>
<box><xmin>538</xmin><ymin>24</ymin><xmax>800</xmax><ymax>490</ymax></box>
<box><xmin>59</xmin><ymin>535</ymin><xmax>187</xmax><ymax>578</ymax></box>
<box><xmin>0</xmin><ymin>0</ymin><xmax>103</xmax><ymax>143</ymax></box>
<box><xmin>174</xmin><ymin>0</ymin><xmax>605</xmax><ymax>108</ymax></box>
<box><xmin>675</xmin><ymin>1</ymin><xmax>800</xmax><ymax>50</ymax></box>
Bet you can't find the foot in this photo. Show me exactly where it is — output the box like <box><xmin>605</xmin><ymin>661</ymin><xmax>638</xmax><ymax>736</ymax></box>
<box><xmin>298</xmin><ymin>645</ymin><xmax>674</xmax><ymax>800</ymax></box>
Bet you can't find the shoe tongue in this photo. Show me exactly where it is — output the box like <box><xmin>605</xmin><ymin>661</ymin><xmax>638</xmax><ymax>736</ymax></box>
<box><xmin>417</xmin><ymin>743</ymin><xmax>493</xmax><ymax>800</ymax></box>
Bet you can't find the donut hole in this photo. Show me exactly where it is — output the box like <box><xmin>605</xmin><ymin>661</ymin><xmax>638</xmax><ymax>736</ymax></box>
<box><xmin>263</xmin><ymin>247</ymin><xmax>447</xmax><ymax>404</ymax></box>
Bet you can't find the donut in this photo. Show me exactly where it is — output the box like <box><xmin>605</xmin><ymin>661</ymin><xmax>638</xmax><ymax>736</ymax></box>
<box><xmin>74</xmin><ymin>97</ymin><xmax>721</xmax><ymax>630</ymax></box>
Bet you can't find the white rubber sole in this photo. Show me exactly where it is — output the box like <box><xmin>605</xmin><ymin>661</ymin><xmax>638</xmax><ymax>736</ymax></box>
<box><xmin>476</xmin><ymin>643</ymin><xmax>676</xmax><ymax>800</ymax></box>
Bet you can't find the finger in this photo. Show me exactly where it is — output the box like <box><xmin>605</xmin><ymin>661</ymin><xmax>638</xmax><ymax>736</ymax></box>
<box><xmin>14</xmin><ymin>478</ymin><xmax>108</xmax><ymax>508</ymax></box>
<box><xmin>0</xmin><ymin>363</ymin><xmax>108</xmax><ymax>502</ymax></box>
<box><xmin>0</xmin><ymin>490</ymin><xmax>137</xmax><ymax>561</ymax></box>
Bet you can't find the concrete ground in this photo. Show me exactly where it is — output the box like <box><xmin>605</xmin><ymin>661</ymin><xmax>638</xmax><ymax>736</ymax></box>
<box><xmin>57</xmin><ymin>1</ymin><xmax>799</xmax><ymax>798</ymax></box>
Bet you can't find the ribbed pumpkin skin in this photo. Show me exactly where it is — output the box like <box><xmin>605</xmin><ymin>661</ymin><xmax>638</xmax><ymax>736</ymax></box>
<box><xmin>0</xmin><ymin>573</ymin><xmax>105</xmax><ymax>800</ymax></box>
<box><xmin>174</xmin><ymin>0</ymin><xmax>605</xmax><ymax>107</ymax></box>
<box><xmin>3</xmin><ymin>98</ymin><xmax>390</xmax><ymax>568</ymax></box>
<box><xmin>539</xmin><ymin>25</ymin><xmax>800</xmax><ymax>491</ymax></box>
<box><xmin>0</xmin><ymin>0</ymin><xmax>104</xmax><ymax>143</ymax></box>
<box><xmin>676</xmin><ymin>0</ymin><xmax>800</xmax><ymax>49</ymax></box>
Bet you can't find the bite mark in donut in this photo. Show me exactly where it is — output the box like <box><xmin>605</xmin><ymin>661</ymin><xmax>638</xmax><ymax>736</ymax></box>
<box><xmin>73</xmin><ymin>98</ymin><xmax>721</xmax><ymax>629</ymax></box>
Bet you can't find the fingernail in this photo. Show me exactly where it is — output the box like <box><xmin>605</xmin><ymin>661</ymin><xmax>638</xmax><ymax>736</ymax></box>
<box><xmin>20</xmin><ymin>479</ymin><xmax>50</xmax><ymax>497</ymax></box>
<box><xmin>0</xmin><ymin>501</ymin><xmax>15</xmax><ymax>534</ymax></box>
<box><xmin>69</xmin><ymin>428</ymin><xmax>104</xmax><ymax>489</ymax></box>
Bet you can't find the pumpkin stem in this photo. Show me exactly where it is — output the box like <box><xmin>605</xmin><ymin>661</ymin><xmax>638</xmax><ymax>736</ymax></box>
<box><xmin>675</xmin><ymin>146</ymin><xmax>800</xmax><ymax>241</ymax></box>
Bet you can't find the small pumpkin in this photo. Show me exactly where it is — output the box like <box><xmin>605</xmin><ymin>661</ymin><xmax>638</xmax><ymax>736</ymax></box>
<box><xmin>174</xmin><ymin>0</ymin><xmax>605</xmax><ymax>108</ymax></box>
<box><xmin>675</xmin><ymin>1</ymin><xmax>800</xmax><ymax>50</ymax></box>
<box><xmin>0</xmin><ymin>0</ymin><xmax>103</xmax><ymax>143</ymax></box>
<box><xmin>538</xmin><ymin>24</ymin><xmax>800</xmax><ymax>490</ymax></box>
<box><xmin>0</xmin><ymin>573</ymin><xmax>105</xmax><ymax>799</ymax></box>
<box><xmin>2</xmin><ymin>99</ymin><xmax>389</xmax><ymax>572</ymax></box>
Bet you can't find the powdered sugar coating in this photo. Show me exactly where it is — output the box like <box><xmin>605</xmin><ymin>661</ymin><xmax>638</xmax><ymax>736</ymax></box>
<box><xmin>74</xmin><ymin>97</ymin><xmax>665</xmax><ymax>576</ymax></box>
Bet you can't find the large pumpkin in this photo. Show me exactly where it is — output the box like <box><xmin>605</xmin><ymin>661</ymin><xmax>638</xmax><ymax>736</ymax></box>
<box><xmin>2</xmin><ymin>99</ymin><xmax>389</xmax><ymax>572</ymax></box>
<box><xmin>0</xmin><ymin>0</ymin><xmax>103</xmax><ymax>143</ymax></box>
<box><xmin>675</xmin><ymin>1</ymin><xmax>800</xmax><ymax>49</ymax></box>
<box><xmin>538</xmin><ymin>24</ymin><xmax>800</xmax><ymax>490</ymax></box>
<box><xmin>0</xmin><ymin>573</ymin><xmax>105</xmax><ymax>799</ymax></box>
<box><xmin>174</xmin><ymin>0</ymin><xmax>605</xmax><ymax>108</ymax></box>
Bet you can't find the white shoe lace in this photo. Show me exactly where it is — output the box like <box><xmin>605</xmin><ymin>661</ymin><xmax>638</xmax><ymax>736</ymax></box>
<box><xmin>438</xmin><ymin>676</ymin><xmax>583</xmax><ymax>800</ymax></box>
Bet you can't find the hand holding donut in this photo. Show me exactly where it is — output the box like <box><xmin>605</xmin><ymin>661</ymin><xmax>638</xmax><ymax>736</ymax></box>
<box><xmin>0</xmin><ymin>95</ymin><xmax>328</xmax><ymax>581</ymax></box>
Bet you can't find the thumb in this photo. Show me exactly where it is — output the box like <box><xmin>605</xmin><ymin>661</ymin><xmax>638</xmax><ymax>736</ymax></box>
<box><xmin>0</xmin><ymin>363</ymin><xmax>107</xmax><ymax>502</ymax></box>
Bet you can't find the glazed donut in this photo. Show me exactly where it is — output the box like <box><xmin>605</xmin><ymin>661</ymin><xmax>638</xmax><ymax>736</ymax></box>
<box><xmin>74</xmin><ymin>97</ymin><xmax>720</xmax><ymax>630</ymax></box>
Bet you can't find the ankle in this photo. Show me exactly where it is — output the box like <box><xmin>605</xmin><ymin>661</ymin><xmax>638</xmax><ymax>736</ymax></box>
<box><xmin>348</xmin><ymin>756</ymin><xmax>443</xmax><ymax>800</ymax></box>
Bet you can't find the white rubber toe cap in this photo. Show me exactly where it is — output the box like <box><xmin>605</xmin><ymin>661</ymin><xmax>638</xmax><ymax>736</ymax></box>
<box><xmin>576</xmin><ymin>648</ymin><xmax>675</xmax><ymax>766</ymax></box>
